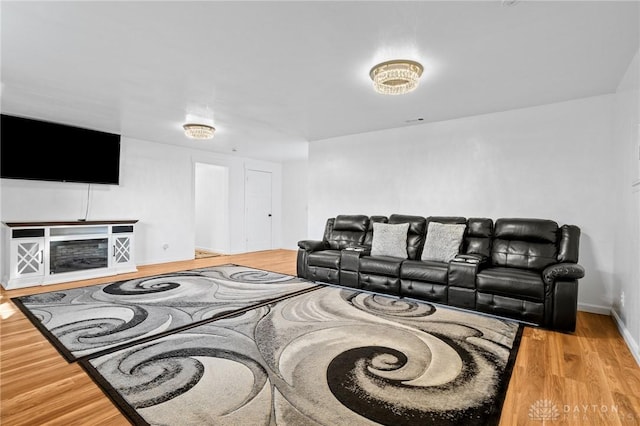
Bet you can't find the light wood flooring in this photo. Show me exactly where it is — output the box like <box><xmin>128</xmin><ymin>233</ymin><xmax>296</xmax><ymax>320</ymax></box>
<box><xmin>1</xmin><ymin>249</ymin><xmax>639</xmax><ymax>425</ymax></box>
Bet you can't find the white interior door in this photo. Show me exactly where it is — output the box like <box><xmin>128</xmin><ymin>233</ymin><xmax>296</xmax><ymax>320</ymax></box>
<box><xmin>245</xmin><ymin>169</ymin><xmax>272</xmax><ymax>252</ymax></box>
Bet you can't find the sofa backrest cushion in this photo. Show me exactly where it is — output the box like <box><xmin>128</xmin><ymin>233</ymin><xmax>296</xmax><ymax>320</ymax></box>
<box><xmin>491</xmin><ymin>218</ymin><xmax>559</xmax><ymax>270</ymax></box>
<box><xmin>363</xmin><ymin>216</ymin><xmax>389</xmax><ymax>246</ymax></box>
<box><xmin>323</xmin><ymin>218</ymin><xmax>335</xmax><ymax>243</ymax></box>
<box><xmin>464</xmin><ymin>218</ymin><xmax>493</xmax><ymax>257</ymax></box>
<box><xmin>388</xmin><ymin>214</ymin><xmax>427</xmax><ymax>260</ymax></box>
<box><xmin>328</xmin><ymin>215</ymin><xmax>370</xmax><ymax>250</ymax></box>
<box><xmin>558</xmin><ymin>224</ymin><xmax>580</xmax><ymax>263</ymax></box>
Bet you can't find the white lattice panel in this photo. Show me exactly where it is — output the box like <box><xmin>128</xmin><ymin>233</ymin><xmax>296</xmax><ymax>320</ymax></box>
<box><xmin>14</xmin><ymin>240</ymin><xmax>43</xmax><ymax>277</ymax></box>
<box><xmin>114</xmin><ymin>236</ymin><xmax>131</xmax><ymax>264</ymax></box>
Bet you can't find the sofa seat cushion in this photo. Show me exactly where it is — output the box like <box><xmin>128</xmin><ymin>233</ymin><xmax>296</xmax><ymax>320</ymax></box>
<box><xmin>400</xmin><ymin>260</ymin><xmax>448</xmax><ymax>284</ymax></box>
<box><xmin>476</xmin><ymin>267</ymin><xmax>544</xmax><ymax>302</ymax></box>
<box><xmin>359</xmin><ymin>256</ymin><xmax>404</xmax><ymax>276</ymax></box>
<box><xmin>307</xmin><ymin>250</ymin><xmax>341</xmax><ymax>269</ymax></box>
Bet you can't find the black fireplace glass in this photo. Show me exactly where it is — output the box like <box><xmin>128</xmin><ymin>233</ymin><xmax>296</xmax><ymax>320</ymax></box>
<box><xmin>49</xmin><ymin>239</ymin><xmax>109</xmax><ymax>274</ymax></box>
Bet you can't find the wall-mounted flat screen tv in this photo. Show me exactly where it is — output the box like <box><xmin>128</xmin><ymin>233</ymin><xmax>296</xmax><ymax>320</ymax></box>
<box><xmin>1</xmin><ymin>114</ymin><xmax>121</xmax><ymax>185</ymax></box>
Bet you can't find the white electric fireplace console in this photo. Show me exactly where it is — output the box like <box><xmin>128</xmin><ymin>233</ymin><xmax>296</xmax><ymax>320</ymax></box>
<box><xmin>1</xmin><ymin>220</ymin><xmax>137</xmax><ymax>289</ymax></box>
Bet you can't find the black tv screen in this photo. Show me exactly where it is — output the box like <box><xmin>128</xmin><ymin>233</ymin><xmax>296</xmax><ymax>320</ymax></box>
<box><xmin>1</xmin><ymin>114</ymin><xmax>121</xmax><ymax>185</ymax></box>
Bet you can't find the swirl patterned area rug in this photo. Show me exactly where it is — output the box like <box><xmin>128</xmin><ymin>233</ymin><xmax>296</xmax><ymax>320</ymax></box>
<box><xmin>12</xmin><ymin>264</ymin><xmax>319</xmax><ymax>361</ymax></box>
<box><xmin>80</xmin><ymin>285</ymin><xmax>522</xmax><ymax>426</ymax></box>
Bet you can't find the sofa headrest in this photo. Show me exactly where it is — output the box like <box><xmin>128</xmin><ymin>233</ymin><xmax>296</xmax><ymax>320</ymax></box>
<box><xmin>326</xmin><ymin>215</ymin><xmax>369</xmax><ymax>250</ymax></box>
<box><xmin>389</xmin><ymin>214</ymin><xmax>427</xmax><ymax>260</ymax></box>
<box><xmin>364</xmin><ymin>216</ymin><xmax>388</xmax><ymax>246</ymax></box>
<box><xmin>426</xmin><ymin>216</ymin><xmax>466</xmax><ymax>225</ymax></box>
<box><xmin>333</xmin><ymin>215</ymin><xmax>369</xmax><ymax>232</ymax></box>
<box><xmin>492</xmin><ymin>218</ymin><xmax>559</xmax><ymax>270</ymax></box>
<box><xmin>389</xmin><ymin>214</ymin><xmax>427</xmax><ymax>235</ymax></box>
<box><xmin>464</xmin><ymin>218</ymin><xmax>493</xmax><ymax>257</ymax></box>
<box><xmin>494</xmin><ymin>218</ymin><xmax>558</xmax><ymax>243</ymax></box>
<box><xmin>467</xmin><ymin>218</ymin><xmax>493</xmax><ymax>237</ymax></box>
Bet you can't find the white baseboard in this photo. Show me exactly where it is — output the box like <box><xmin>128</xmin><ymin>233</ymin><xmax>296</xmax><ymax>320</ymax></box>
<box><xmin>578</xmin><ymin>302</ymin><xmax>611</xmax><ymax>315</ymax></box>
<box><xmin>610</xmin><ymin>309</ymin><xmax>640</xmax><ymax>367</ymax></box>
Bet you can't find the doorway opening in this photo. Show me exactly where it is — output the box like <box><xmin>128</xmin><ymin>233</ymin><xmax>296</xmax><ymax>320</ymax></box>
<box><xmin>194</xmin><ymin>162</ymin><xmax>230</xmax><ymax>257</ymax></box>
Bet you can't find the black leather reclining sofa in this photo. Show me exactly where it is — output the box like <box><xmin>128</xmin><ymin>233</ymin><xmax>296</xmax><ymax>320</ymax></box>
<box><xmin>297</xmin><ymin>214</ymin><xmax>585</xmax><ymax>332</ymax></box>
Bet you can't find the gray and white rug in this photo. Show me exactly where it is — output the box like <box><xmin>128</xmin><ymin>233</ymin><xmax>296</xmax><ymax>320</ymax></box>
<box><xmin>13</xmin><ymin>264</ymin><xmax>318</xmax><ymax>361</ymax></box>
<box><xmin>82</xmin><ymin>285</ymin><xmax>522</xmax><ymax>426</ymax></box>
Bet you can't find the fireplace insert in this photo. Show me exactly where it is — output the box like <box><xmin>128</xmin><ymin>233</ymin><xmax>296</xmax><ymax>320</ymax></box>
<box><xmin>49</xmin><ymin>238</ymin><xmax>109</xmax><ymax>274</ymax></box>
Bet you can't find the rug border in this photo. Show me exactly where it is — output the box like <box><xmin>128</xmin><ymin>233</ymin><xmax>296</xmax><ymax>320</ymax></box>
<box><xmin>10</xmin><ymin>263</ymin><xmax>320</xmax><ymax>363</ymax></box>
<box><xmin>485</xmin><ymin>322</ymin><xmax>525</xmax><ymax>426</ymax></box>
<box><xmin>11</xmin><ymin>296</ymin><xmax>78</xmax><ymax>362</ymax></box>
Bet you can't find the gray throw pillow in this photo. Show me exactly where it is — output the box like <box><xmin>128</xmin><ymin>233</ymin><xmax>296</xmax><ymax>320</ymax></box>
<box><xmin>421</xmin><ymin>222</ymin><xmax>466</xmax><ymax>262</ymax></box>
<box><xmin>371</xmin><ymin>222</ymin><xmax>410</xmax><ymax>258</ymax></box>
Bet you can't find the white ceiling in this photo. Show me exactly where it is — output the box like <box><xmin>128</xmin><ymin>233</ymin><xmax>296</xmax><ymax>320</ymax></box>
<box><xmin>1</xmin><ymin>1</ymin><xmax>638</xmax><ymax>162</ymax></box>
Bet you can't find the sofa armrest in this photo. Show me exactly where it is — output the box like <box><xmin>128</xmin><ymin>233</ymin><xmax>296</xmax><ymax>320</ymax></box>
<box><xmin>551</xmin><ymin>280</ymin><xmax>578</xmax><ymax>332</ymax></box>
<box><xmin>452</xmin><ymin>253</ymin><xmax>488</xmax><ymax>265</ymax></box>
<box><xmin>543</xmin><ymin>263</ymin><xmax>585</xmax><ymax>285</ymax></box>
<box><xmin>340</xmin><ymin>247</ymin><xmax>368</xmax><ymax>288</ymax></box>
<box><xmin>297</xmin><ymin>240</ymin><xmax>329</xmax><ymax>252</ymax></box>
<box><xmin>448</xmin><ymin>260</ymin><xmax>481</xmax><ymax>289</ymax></box>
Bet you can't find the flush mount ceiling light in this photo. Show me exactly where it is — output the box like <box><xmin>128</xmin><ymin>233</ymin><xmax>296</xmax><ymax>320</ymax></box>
<box><xmin>369</xmin><ymin>59</ymin><xmax>424</xmax><ymax>95</ymax></box>
<box><xmin>183</xmin><ymin>123</ymin><xmax>216</xmax><ymax>140</ymax></box>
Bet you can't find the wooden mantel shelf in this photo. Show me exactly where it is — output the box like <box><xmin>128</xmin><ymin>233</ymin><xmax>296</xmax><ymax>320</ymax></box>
<box><xmin>3</xmin><ymin>220</ymin><xmax>138</xmax><ymax>227</ymax></box>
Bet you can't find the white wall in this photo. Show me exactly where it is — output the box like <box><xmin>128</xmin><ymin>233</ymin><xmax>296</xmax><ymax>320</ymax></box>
<box><xmin>0</xmin><ymin>137</ymin><xmax>283</xmax><ymax>281</ymax></box>
<box><xmin>195</xmin><ymin>163</ymin><xmax>229</xmax><ymax>254</ymax></box>
<box><xmin>282</xmin><ymin>159</ymin><xmax>309</xmax><ymax>249</ymax></box>
<box><xmin>612</xmin><ymin>50</ymin><xmax>640</xmax><ymax>364</ymax></box>
<box><xmin>308</xmin><ymin>95</ymin><xmax>616</xmax><ymax>312</ymax></box>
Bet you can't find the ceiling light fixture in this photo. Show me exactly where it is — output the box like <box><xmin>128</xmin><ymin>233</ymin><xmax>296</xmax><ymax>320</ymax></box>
<box><xmin>183</xmin><ymin>123</ymin><xmax>215</xmax><ymax>140</ymax></box>
<box><xmin>369</xmin><ymin>59</ymin><xmax>424</xmax><ymax>95</ymax></box>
